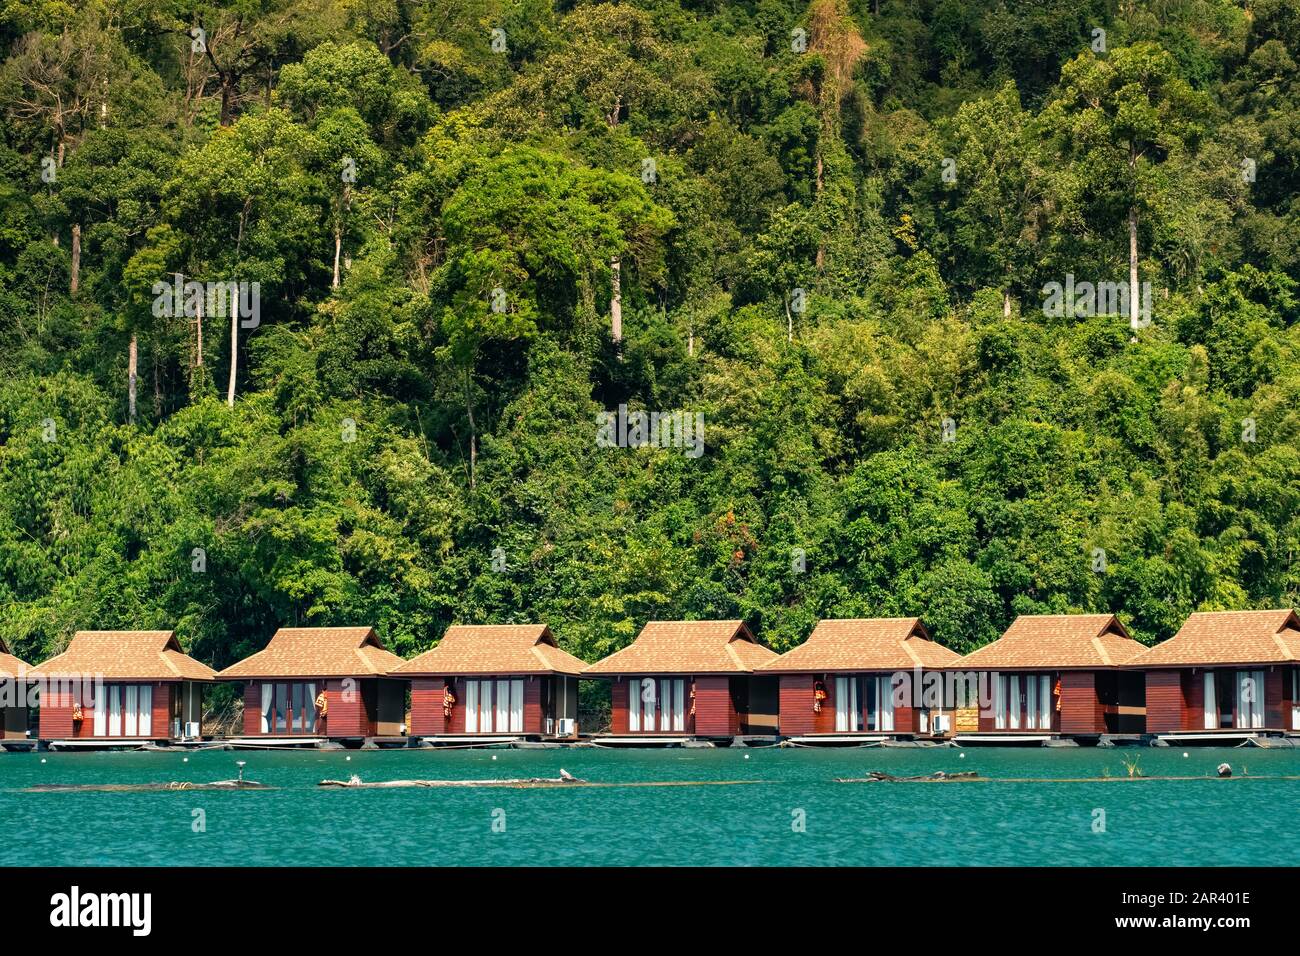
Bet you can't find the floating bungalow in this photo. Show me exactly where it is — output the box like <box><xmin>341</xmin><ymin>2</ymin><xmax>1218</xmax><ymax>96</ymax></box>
<box><xmin>757</xmin><ymin>618</ymin><xmax>962</xmax><ymax>741</ymax></box>
<box><xmin>0</xmin><ymin>637</ymin><xmax>32</xmax><ymax>745</ymax></box>
<box><xmin>957</xmin><ymin>614</ymin><xmax>1146</xmax><ymax>742</ymax></box>
<box><xmin>1131</xmin><ymin>609</ymin><xmax>1300</xmax><ymax>740</ymax></box>
<box><xmin>217</xmin><ymin>627</ymin><xmax>406</xmax><ymax>745</ymax></box>
<box><xmin>29</xmin><ymin>631</ymin><xmax>215</xmax><ymax>747</ymax></box>
<box><xmin>396</xmin><ymin>624</ymin><xmax>585</xmax><ymax>741</ymax></box>
<box><xmin>585</xmin><ymin>620</ymin><xmax>780</xmax><ymax>742</ymax></box>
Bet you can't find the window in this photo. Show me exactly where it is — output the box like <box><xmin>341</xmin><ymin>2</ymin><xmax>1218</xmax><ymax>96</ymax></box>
<box><xmin>995</xmin><ymin>674</ymin><xmax>1051</xmax><ymax>730</ymax></box>
<box><xmin>1236</xmin><ymin>670</ymin><xmax>1265</xmax><ymax>729</ymax></box>
<box><xmin>261</xmin><ymin>682</ymin><xmax>318</xmax><ymax>734</ymax></box>
<box><xmin>1293</xmin><ymin>670</ymin><xmax>1300</xmax><ymax>731</ymax></box>
<box><xmin>835</xmin><ymin>677</ymin><xmax>858</xmax><ymax>732</ymax></box>
<box><xmin>464</xmin><ymin>679</ymin><xmax>525</xmax><ymax>733</ymax></box>
<box><xmin>92</xmin><ymin>684</ymin><xmax>154</xmax><ymax>738</ymax></box>
<box><xmin>627</xmin><ymin>678</ymin><xmax>685</xmax><ymax>732</ymax></box>
<box><xmin>1203</xmin><ymin>670</ymin><xmax>1216</xmax><ymax>730</ymax></box>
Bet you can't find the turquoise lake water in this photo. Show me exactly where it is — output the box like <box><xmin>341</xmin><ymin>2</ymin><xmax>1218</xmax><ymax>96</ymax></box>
<box><xmin>0</xmin><ymin>746</ymin><xmax>1294</xmax><ymax>866</ymax></box>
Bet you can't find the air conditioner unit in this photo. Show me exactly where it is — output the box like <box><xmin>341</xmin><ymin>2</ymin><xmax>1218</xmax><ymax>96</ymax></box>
<box><xmin>555</xmin><ymin>718</ymin><xmax>574</xmax><ymax>737</ymax></box>
<box><xmin>184</xmin><ymin>721</ymin><xmax>201</xmax><ymax>739</ymax></box>
<box><xmin>930</xmin><ymin>713</ymin><xmax>950</xmax><ymax>735</ymax></box>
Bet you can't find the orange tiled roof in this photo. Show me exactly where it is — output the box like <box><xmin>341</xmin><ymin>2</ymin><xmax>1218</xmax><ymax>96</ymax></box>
<box><xmin>961</xmin><ymin>614</ymin><xmax>1144</xmax><ymax>670</ymax></box>
<box><xmin>395</xmin><ymin>624</ymin><xmax>585</xmax><ymax>676</ymax></box>
<box><xmin>29</xmin><ymin>631</ymin><xmax>216</xmax><ymax>681</ymax></box>
<box><xmin>0</xmin><ymin>635</ymin><xmax>29</xmax><ymax>678</ymax></box>
<box><xmin>758</xmin><ymin>618</ymin><xmax>962</xmax><ymax>673</ymax></box>
<box><xmin>1128</xmin><ymin>610</ymin><xmax>1300</xmax><ymax>668</ymax></box>
<box><xmin>217</xmin><ymin>627</ymin><xmax>404</xmax><ymax>679</ymax></box>
<box><xmin>585</xmin><ymin>620</ymin><xmax>778</xmax><ymax>675</ymax></box>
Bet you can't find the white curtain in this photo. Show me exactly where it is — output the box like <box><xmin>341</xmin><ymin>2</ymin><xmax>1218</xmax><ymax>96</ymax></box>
<box><xmin>1293</xmin><ymin>670</ymin><xmax>1300</xmax><ymax>730</ymax></box>
<box><xmin>93</xmin><ymin>687</ymin><xmax>106</xmax><ymax>737</ymax></box>
<box><xmin>1025</xmin><ymin>676</ymin><xmax>1039</xmax><ymax>729</ymax></box>
<box><xmin>124</xmin><ymin>685</ymin><xmax>138</xmax><ymax>736</ymax></box>
<box><xmin>495</xmin><ymin>680</ymin><xmax>510</xmax><ymax>732</ymax></box>
<box><xmin>1204</xmin><ymin>671</ymin><xmax>1216</xmax><ymax>729</ymax></box>
<box><xmin>642</xmin><ymin>678</ymin><xmax>655</xmax><ymax>730</ymax></box>
<box><xmin>508</xmin><ymin>680</ymin><xmax>523</xmax><ymax>732</ymax></box>
<box><xmin>627</xmin><ymin>680</ymin><xmax>640</xmax><ymax>732</ymax></box>
<box><xmin>1040</xmin><ymin>676</ymin><xmax>1052</xmax><ymax>729</ymax></box>
<box><xmin>671</xmin><ymin>679</ymin><xmax>685</xmax><ymax>731</ymax></box>
<box><xmin>108</xmin><ymin>687</ymin><xmax>121</xmax><ymax>736</ymax></box>
<box><xmin>879</xmin><ymin>676</ymin><xmax>894</xmax><ymax>732</ymax></box>
<box><xmin>1008</xmin><ymin>676</ymin><xmax>1021</xmax><ymax>729</ymax></box>
<box><xmin>138</xmin><ymin>685</ymin><xmax>152</xmax><ymax>737</ymax></box>
<box><xmin>1237</xmin><ymin>670</ymin><xmax>1264</xmax><ymax>729</ymax></box>
<box><xmin>994</xmin><ymin>674</ymin><xmax>1006</xmax><ymax>729</ymax></box>
<box><xmin>260</xmin><ymin>683</ymin><xmax>273</xmax><ymax>733</ymax></box>
<box><xmin>465</xmin><ymin>680</ymin><xmax>480</xmax><ymax>733</ymax></box>
<box><xmin>481</xmin><ymin>680</ymin><xmax>493</xmax><ymax>732</ymax></box>
<box><xmin>835</xmin><ymin>677</ymin><xmax>856</xmax><ymax>732</ymax></box>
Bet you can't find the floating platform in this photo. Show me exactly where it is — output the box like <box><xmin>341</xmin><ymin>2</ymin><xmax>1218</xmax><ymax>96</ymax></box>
<box><xmin>784</xmin><ymin>734</ymin><xmax>888</xmax><ymax>747</ymax></box>
<box><xmin>953</xmin><ymin>734</ymin><xmax>1052</xmax><ymax>746</ymax></box>
<box><xmin>0</xmin><ymin>739</ymin><xmax>37</xmax><ymax>752</ymax></box>
<box><xmin>589</xmin><ymin>736</ymin><xmax>694</xmax><ymax>747</ymax></box>
<box><xmin>218</xmin><ymin>736</ymin><xmax>330</xmax><ymax>750</ymax></box>
<box><xmin>411</xmin><ymin>735</ymin><xmax>524</xmax><ymax>749</ymax></box>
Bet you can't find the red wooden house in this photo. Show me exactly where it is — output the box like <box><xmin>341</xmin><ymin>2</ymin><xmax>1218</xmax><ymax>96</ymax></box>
<box><xmin>758</xmin><ymin>618</ymin><xmax>962</xmax><ymax>739</ymax></box>
<box><xmin>217</xmin><ymin>627</ymin><xmax>406</xmax><ymax>743</ymax></box>
<box><xmin>958</xmin><ymin>614</ymin><xmax>1146</xmax><ymax>739</ymax></box>
<box><xmin>30</xmin><ymin>631</ymin><xmax>215</xmax><ymax>745</ymax></box>
<box><xmin>0</xmin><ymin>637</ymin><xmax>32</xmax><ymax>742</ymax></box>
<box><xmin>585</xmin><ymin>620</ymin><xmax>780</xmax><ymax>740</ymax></box>
<box><xmin>1130</xmin><ymin>609</ymin><xmax>1300</xmax><ymax>737</ymax></box>
<box><xmin>396</xmin><ymin>624</ymin><xmax>586</xmax><ymax>739</ymax></box>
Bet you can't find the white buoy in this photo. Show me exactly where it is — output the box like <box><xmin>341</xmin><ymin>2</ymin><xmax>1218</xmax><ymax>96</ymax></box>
<box><xmin>1183</xmin><ymin>752</ymin><xmax>1189</xmax><ymax>758</ymax></box>
<box><xmin>744</xmin><ymin>754</ymin><xmax>750</xmax><ymax>760</ymax></box>
<box><xmin>40</xmin><ymin>758</ymin><xmax>46</xmax><ymax>764</ymax></box>
<box><xmin>183</xmin><ymin>757</ymin><xmax>189</xmax><ymax>763</ymax></box>
<box><xmin>959</xmin><ymin>753</ymin><xmax>965</xmax><ymax>759</ymax></box>
<box><xmin>345</xmin><ymin>755</ymin><xmax>351</xmax><ymax>762</ymax></box>
<box><xmin>492</xmin><ymin>755</ymin><xmax>497</xmax><ymax>761</ymax></box>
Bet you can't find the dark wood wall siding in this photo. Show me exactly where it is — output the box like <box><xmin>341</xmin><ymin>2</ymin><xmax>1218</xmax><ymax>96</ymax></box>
<box><xmin>242</xmin><ymin>682</ymin><xmax>260</xmax><ymax>735</ymax></box>
<box><xmin>609</xmin><ymin>678</ymin><xmax>629</xmax><ymax>734</ymax></box>
<box><xmin>1183</xmin><ymin>670</ymin><xmax>1203</xmax><ymax>730</ymax></box>
<box><xmin>524</xmin><ymin>678</ymin><xmax>543</xmax><ymax>733</ymax></box>
<box><xmin>38</xmin><ymin>687</ymin><xmax>74</xmax><ymax>739</ymax></box>
<box><xmin>694</xmin><ymin>677</ymin><xmax>737</xmax><ymax>736</ymax></box>
<box><xmin>325</xmin><ymin>678</ymin><xmax>368</xmax><ymax>737</ymax></box>
<box><xmin>1145</xmin><ymin>670</ymin><xmax>1186</xmax><ymax>733</ymax></box>
<box><xmin>1265</xmin><ymin>668</ymin><xmax>1285</xmax><ymax>729</ymax></box>
<box><xmin>1059</xmin><ymin>671</ymin><xmax>1100</xmax><ymax>734</ymax></box>
<box><xmin>410</xmin><ymin>678</ymin><xmax>445</xmax><ymax>736</ymax></box>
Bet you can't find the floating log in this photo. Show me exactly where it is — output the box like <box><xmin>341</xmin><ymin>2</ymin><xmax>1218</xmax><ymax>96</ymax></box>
<box><xmin>22</xmin><ymin>779</ymin><xmax>271</xmax><ymax>792</ymax></box>
<box><xmin>320</xmin><ymin>770</ymin><xmax>585</xmax><ymax>789</ymax></box>
<box><xmin>836</xmin><ymin>770</ymin><xmax>983</xmax><ymax>783</ymax></box>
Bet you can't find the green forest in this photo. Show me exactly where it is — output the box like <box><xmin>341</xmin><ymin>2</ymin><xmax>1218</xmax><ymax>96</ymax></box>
<box><xmin>2</xmin><ymin>0</ymin><xmax>1298</xmax><ymax>689</ymax></box>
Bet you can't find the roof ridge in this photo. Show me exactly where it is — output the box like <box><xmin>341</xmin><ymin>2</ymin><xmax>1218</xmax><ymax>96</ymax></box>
<box><xmin>1090</xmin><ymin>636</ymin><xmax>1112</xmax><ymax>667</ymax></box>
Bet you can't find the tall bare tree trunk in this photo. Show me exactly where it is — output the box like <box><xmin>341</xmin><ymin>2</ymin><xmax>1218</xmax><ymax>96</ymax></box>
<box><xmin>128</xmin><ymin>333</ymin><xmax>138</xmax><ymax>424</ymax></box>
<box><xmin>1128</xmin><ymin>206</ymin><xmax>1139</xmax><ymax>328</ymax></box>
<box><xmin>227</xmin><ymin>287</ymin><xmax>237</xmax><ymax>407</ymax></box>
<box><xmin>1003</xmin><ymin>291</ymin><xmax>1011</xmax><ymax>318</ymax></box>
<box><xmin>70</xmin><ymin>224</ymin><xmax>80</xmax><ymax>294</ymax></box>
<box><xmin>610</xmin><ymin>255</ymin><xmax>622</xmax><ymax>347</ymax></box>
<box><xmin>332</xmin><ymin>228</ymin><xmax>342</xmax><ymax>289</ymax></box>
